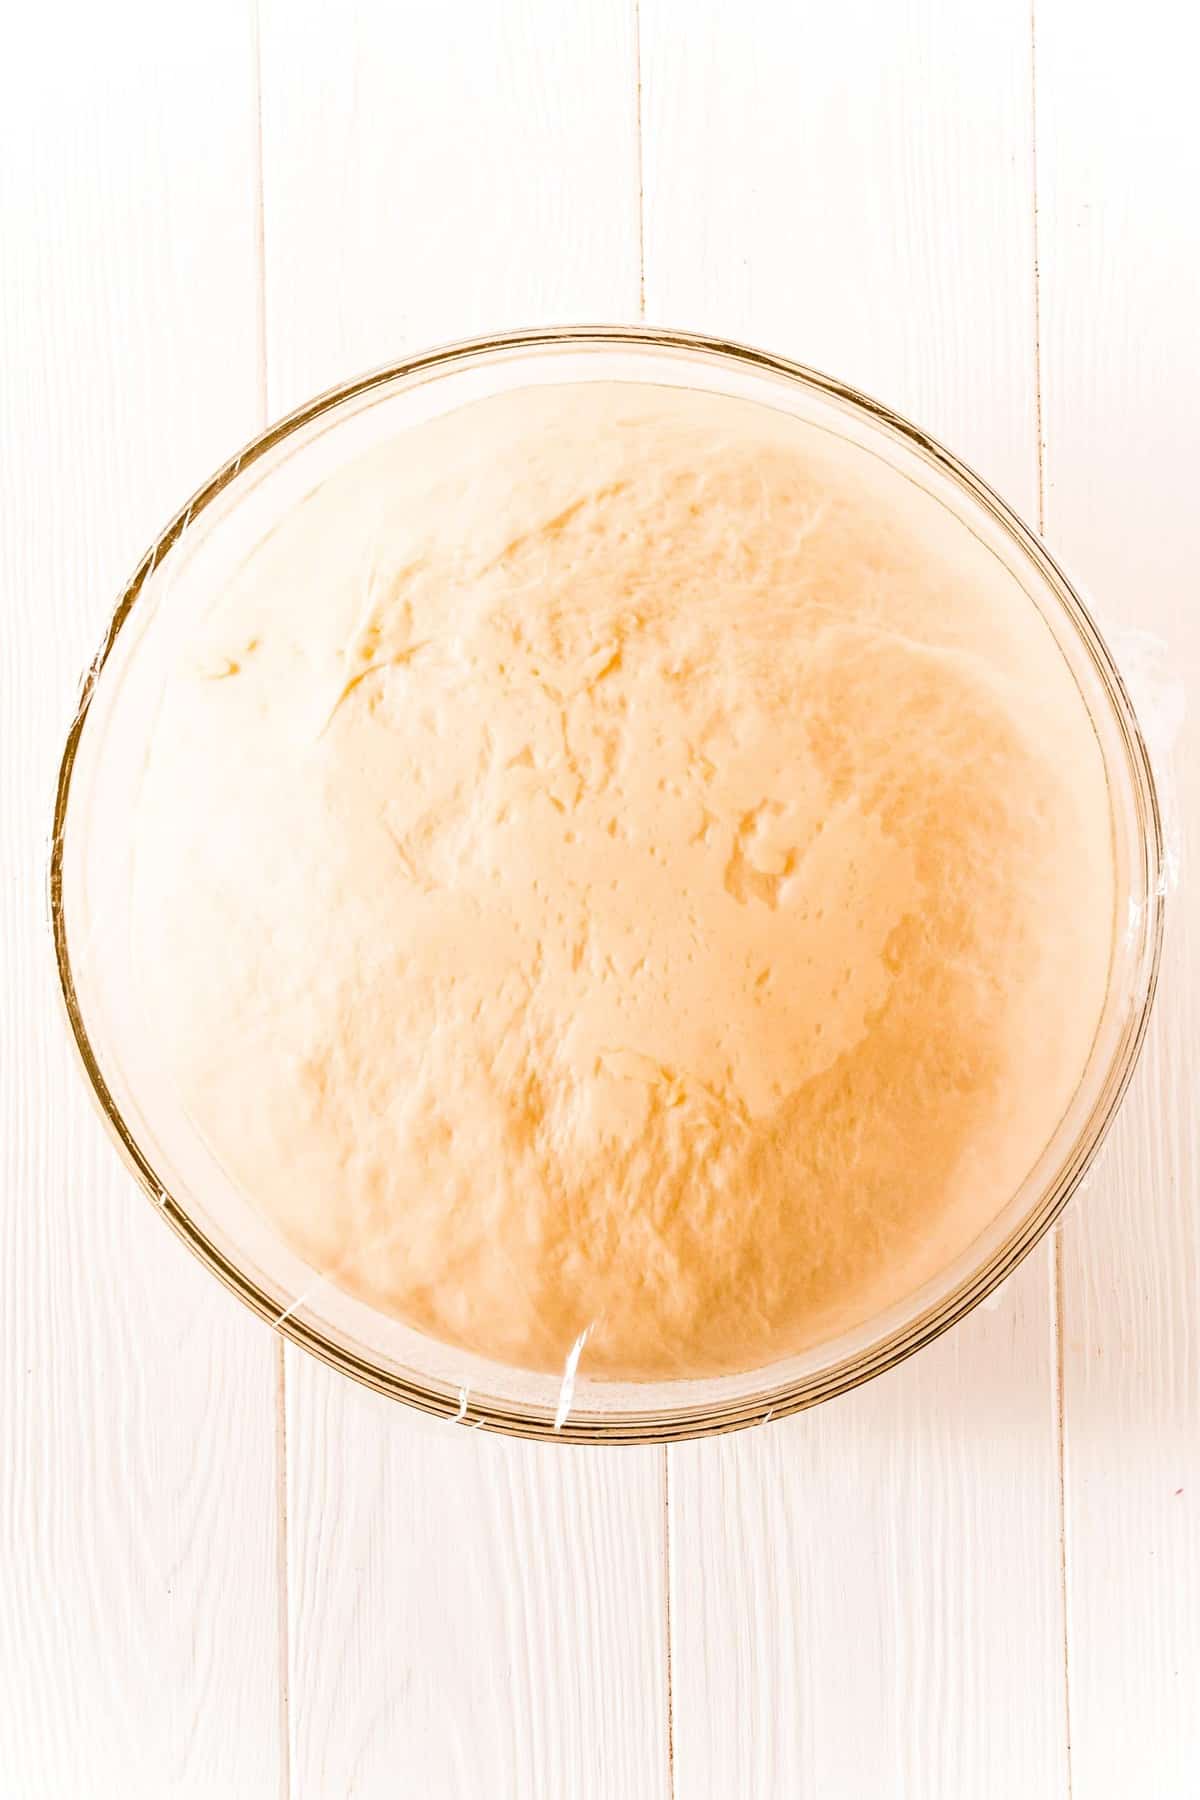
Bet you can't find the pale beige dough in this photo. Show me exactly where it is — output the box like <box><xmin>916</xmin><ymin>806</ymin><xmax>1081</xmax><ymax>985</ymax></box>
<box><xmin>132</xmin><ymin>383</ymin><xmax>1114</xmax><ymax>1379</ymax></box>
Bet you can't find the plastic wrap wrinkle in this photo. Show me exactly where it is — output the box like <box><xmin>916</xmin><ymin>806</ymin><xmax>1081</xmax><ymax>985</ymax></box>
<box><xmin>1108</xmin><ymin>625</ymin><xmax>1185</xmax><ymax>890</ymax></box>
<box><xmin>553</xmin><ymin>1325</ymin><xmax>595</xmax><ymax>1433</ymax></box>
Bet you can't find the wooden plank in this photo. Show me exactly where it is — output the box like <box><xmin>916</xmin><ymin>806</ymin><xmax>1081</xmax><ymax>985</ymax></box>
<box><xmin>1035</xmin><ymin>3</ymin><xmax>1200</xmax><ymax>1793</ymax></box>
<box><xmin>639</xmin><ymin>2</ymin><xmax>1070</xmax><ymax>1792</ymax></box>
<box><xmin>287</xmin><ymin>1367</ymin><xmax>667</xmax><ymax>1797</ymax></box>
<box><xmin>640</xmin><ymin>0</ymin><xmax>1040</xmax><ymax>495</ymax></box>
<box><xmin>0</xmin><ymin>4</ymin><xmax>283</xmax><ymax>1794</ymax></box>
<box><xmin>668</xmin><ymin>1265</ymin><xmax>1062</xmax><ymax>1797</ymax></box>
<box><xmin>257</xmin><ymin>5</ymin><xmax>668</xmax><ymax>1793</ymax></box>
<box><xmin>260</xmin><ymin>0</ymin><xmax>642</xmax><ymax>417</ymax></box>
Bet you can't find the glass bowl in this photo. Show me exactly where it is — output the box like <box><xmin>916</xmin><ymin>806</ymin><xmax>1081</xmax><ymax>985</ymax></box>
<box><xmin>50</xmin><ymin>326</ymin><xmax>1165</xmax><ymax>1442</ymax></box>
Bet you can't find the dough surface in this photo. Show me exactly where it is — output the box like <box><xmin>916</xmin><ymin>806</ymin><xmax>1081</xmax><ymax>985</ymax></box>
<box><xmin>132</xmin><ymin>382</ymin><xmax>1114</xmax><ymax>1380</ymax></box>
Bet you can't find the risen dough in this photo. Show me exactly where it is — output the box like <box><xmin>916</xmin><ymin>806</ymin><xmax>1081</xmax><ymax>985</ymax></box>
<box><xmin>132</xmin><ymin>383</ymin><xmax>1113</xmax><ymax>1380</ymax></box>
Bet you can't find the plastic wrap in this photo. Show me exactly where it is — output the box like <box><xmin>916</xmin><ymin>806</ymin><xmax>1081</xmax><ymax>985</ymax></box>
<box><xmin>49</xmin><ymin>327</ymin><xmax>1168</xmax><ymax>1441</ymax></box>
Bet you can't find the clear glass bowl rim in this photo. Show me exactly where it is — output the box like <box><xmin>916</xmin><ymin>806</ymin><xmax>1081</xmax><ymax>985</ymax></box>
<box><xmin>49</xmin><ymin>323</ymin><xmax>1166</xmax><ymax>1443</ymax></box>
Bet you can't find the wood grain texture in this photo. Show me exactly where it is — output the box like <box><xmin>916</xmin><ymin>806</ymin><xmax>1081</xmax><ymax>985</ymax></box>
<box><xmin>640</xmin><ymin>0</ymin><xmax>1040</xmax><ymax>504</ymax></box>
<box><xmin>667</xmin><ymin>1262</ymin><xmax>1062</xmax><ymax>1798</ymax></box>
<box><xmin>287</xmin><ymin>1365</ymin><xmax>668</xmax><ymax>1798</ymax></box>
<box><xmin>1036</xmin><ymin>3</ymin><xmax>1200</xmax><ymax>1793</ymax></box>
<box><xmin>259</xmin><ymin>0</ymin><xmax>642</xmax><ymax>419</ymax></box>
<box><xmin>257</xmin><ymin>4</ymin><xmax>667</xmax><ymax>1794</ymax></box>
<box><xmin>0</xmin><ymin>3</ymin><xmax>281</xmax><ymax>1796</ymax></box>
<box><xmin>639</xmin><ymin>2</ymin><xmax>1070</xmax><ymax>1792</ymax></box>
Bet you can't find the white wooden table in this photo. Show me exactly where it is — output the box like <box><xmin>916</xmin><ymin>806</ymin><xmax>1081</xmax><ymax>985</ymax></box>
<box><xmin>3</xmin><ymin>3</ymin><xmax>1197</xmax><ymax>1794</ymax></box>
